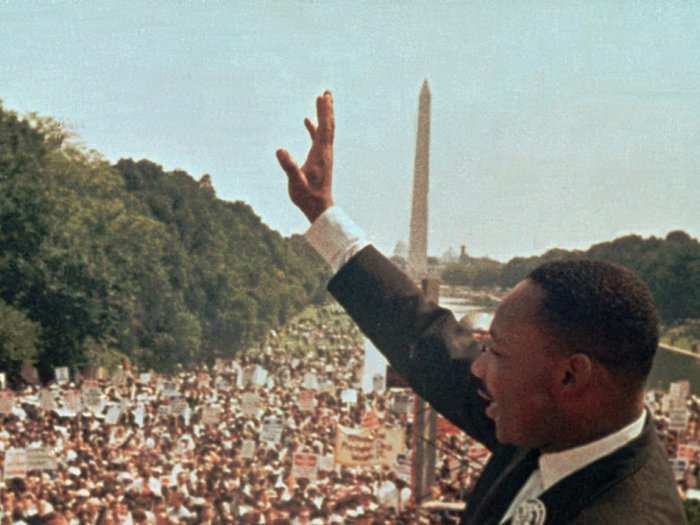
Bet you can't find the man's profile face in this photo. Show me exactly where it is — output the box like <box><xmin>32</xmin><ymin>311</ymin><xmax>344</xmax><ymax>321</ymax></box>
<box><xmin>471</xmin><ymin>279</ymin><xmax>563</xmax><ymax>448</ymax></box>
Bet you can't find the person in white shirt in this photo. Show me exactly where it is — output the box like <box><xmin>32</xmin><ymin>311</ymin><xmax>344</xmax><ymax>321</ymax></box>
<box><xmin>276</xmin><ymin>91</ymin><xmax>686</xmax><ymax>524</ymax></box>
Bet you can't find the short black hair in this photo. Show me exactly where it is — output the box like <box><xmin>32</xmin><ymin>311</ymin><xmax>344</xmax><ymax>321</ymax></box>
<box><xmin>527</xmin><ymin>259</ymin><xmax>659</xmax><ymax>385</ymax></box>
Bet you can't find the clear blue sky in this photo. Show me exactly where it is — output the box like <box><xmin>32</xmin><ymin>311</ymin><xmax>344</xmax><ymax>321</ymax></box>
<box><xmin>2</xmin><ymin>1</ymin><xmax>698</xmax><ymax>261</ymax></box>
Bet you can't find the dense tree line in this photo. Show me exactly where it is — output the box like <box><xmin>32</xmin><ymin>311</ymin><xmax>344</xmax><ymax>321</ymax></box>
<box><xmin>0</xmin><ymin>103</ymin><xmax>329</xmax><ymax>381</ymax></box>
<box><xmin>441</xmin><ymin>234</ymin><xmax>700</xmax><ymax>325</ymax></box>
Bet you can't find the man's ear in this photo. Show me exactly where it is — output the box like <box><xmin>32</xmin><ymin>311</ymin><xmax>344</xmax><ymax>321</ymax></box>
<box><xmin>560</xmin><ymin>353</ymin><xmax>593</xmax><ymax>395</ymax></box>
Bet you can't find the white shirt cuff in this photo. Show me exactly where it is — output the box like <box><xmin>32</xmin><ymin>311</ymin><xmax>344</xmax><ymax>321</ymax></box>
<box><xmin>304</xmin><ymin>206</ymin><xmax>370</xmax><ymax>273</ymax></box>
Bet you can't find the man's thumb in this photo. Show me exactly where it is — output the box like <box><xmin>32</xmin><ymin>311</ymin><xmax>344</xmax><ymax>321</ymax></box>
<box><xmin>276</xmin><ymin>149</ymin><xmax>304</xmax><ymax>184</ymax></box>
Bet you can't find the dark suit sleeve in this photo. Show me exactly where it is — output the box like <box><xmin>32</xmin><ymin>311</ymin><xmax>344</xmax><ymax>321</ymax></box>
<box><xmin>328</xmin><ymin>245</ymin><xmax>498</xmax><ymax>450</ymax></box>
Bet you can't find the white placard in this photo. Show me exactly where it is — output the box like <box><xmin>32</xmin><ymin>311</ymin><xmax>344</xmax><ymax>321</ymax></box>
<box><xmin>139</xmin><ymin>373</ymin><xmax>151</xmax><ymax>385</ymax></box>
<box><xmin>3</xmin><ymin>448</ymin><xmax>27</xmax><ymax>480</ymax></box>
<box><xmin>0</xmin><ymin>390</ymin><xmax>14</xmax><ymax>415</ymax></box>
<box><xmin>303</xmin><ymin>372</ymin><xmax>319</xmax><ymax>390</ymax></box>
<box><xmin>55</xmin><ymin>367</ymin><xmax>70</xmax><ymax>385</ymax></box>
<box><xmin>341</xmin><ymin>389</ymin><xmax>358</xmax><ymax>405</ymax></box>
<box><xmin>260</xmin><ymin>417</ymin><xmax>283</xmax><ymax>445</ymax></box>
<box><xmin>671</xmin><ymin>380</ymin><xmax>690</xmax><ymax>400</ymax></box>
<box><xmin>240</xmin><ymin>439</ymin><xmax>256</xmax><ymax>459</ymax></box>
<box><xmin>82</xmin><ymin>382</ymin><xmax>102</xmax><ymax>412</ymax></box>
<box><xmin>134</xmin><ymin>404</ymin><xmax>145</xmax><ymax>427</ymax></box>
<box><xmin>26</xmin><ymin>447</ymin><xmax>57</xmax><ymax>471</ymax></box>
<box><xmin>0</xmin><ymin>372</ymin><xmax>5</xmax><ymax>390</ymax></box>
<box><xmin>201</xmin><ymin>406</ymin><xmax>221</xmax><ymax>426</ymax></box>
<box><xmin>670</xmin><ymin>408</ymin><xmax>690</xmax><ymax>432</ymax></box>
<box><xmin>39</xmin><ymin>389</ymin><xmax>55</xmax><ymax>412</ymax></box>
<box><xmin>253</xmin><ymin>366</ymin><xmax>268</xmax><ymax>386</ymax></box>
<box><xmin>292</xmin><ymin>452</ymin><xmax>319</xmax><ymax>481</ymax></box>
<box><xmin>161</xmin><ymin>382</ymin><xmax>178</xmax><ymax>397</ymax></box>
<box><xmin>241</xmin><ymin>393</ymin><xmax>260</xmax><ymax>417</ymax></box>
<box><xmin>63</xmin><ymin>390</ymin><xmax>81</xmax><ymax>414</ymax></box>
<box><xmin>670</xmin><ymin>458</ymin><xmax>688</xmax><ymax>481</ymax></box>
<box><xmin>319</xmin><ymin>454</ymin><xmax>335</xmax><ymax>472</ymax></box>
<box><xmin>372</xmin><ymin>373</ymin><xmax>386</xmax><ymax>393</ymax></box>
<box><xmin>171</xmin><ymin>398</ymin><xmax>189</xmax><ymax>417</ymax></box>
<box><xmin>392</xmin><ymin>393</ymin><xmax>411</xmax><ymax>415</ymax></box>
<box><xmin>105</xmin><ymin>405</ymin><xmax>121</xmax><ymax>425</ymax></box>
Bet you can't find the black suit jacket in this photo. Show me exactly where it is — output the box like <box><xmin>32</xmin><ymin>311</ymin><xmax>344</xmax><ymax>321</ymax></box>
<box><xmin>328</xmin><ymin>245</ymin><xmax>686</xmax><ymax>524</ymax></box>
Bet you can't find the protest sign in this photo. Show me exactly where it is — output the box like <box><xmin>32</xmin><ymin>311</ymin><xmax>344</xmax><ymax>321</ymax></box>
<box><xmin>670</xmin><ymin>408</ymin><xmax>690</xmax><ymax>432</ymax></box>
<box><xmin>64</xmin><ymin>390</ymin><xmax>82</xmax><ymax>414</ymax></box>
<box><xmin>340</xmin><ymin>389</ymin><xmax>357</xmax><ymax>405</ymax></box>
<box><xmin>319</xmin><ymin>454</ymin><xmax>335</xmax><ymax>472</ymax></box>
<box><xmin>392</xmin><ymin>393</ymin><xmax>411</xmax><ymax>415</ymax></box>
<box><xmin>0</xmin><ymin>372</ymin><xmax>5</xmax><ymax>390</ymax></box>
<box><xmin>320</xmin><ymin>381</ymin><xmax>335</xmax><ymax>395</ymax></box>
<box><xmin>105</xmin><ymin>404</ymin><xmax>121</xmax><ymax>425</ymax></box>
<box><xmin>670</xmin><ymin>458</ymin><xmax>688</xmax><ymax>481</ymax></box>
<box><xmin>38</xmin><ymin>389</ymin><xmax>55</xmax><ymax>412</ymax></box>
<box><xmin>55</xmin><ymin>367</ymin><xmax>70</xmax><ymax>385</ymax></box>
<box><xmin>26</xmin><ymin>447</ymin><xmax>57</xmax><ymax>472</ymax></box>
<box><xmin>303</xmin><ymin>372</ymin><xmax>319</xmax><ymax>390</ymax></box>
<box><xmin>134</xmin><ymin>404</ymin><xmax>145</xmax><ymax>427</ymax></box>
<box><xmin>372</xmin><ymin>373</ymin><xmax>386</xmax><ymax>393</ymax></box>
<box><xmin>375</xmin><ymin>427</ymin><xmax>404</xmax><ymax>466</ymax></box>
<box><xmin>171</xmin><ymin>398</ymin><xmax>189</xmax><ymax>417</ymax></box>
<box><xmin>82</xmin><ymin>381</ymin><xmax>102</xmax><ymax>412</ymax></box>
<box><xmin>139</xmin><ymin>373</ymin><xmax>151</xmax><ymax>385</ymax></box>
<box><xmin>240</xmin><ymin>439</ymin><xmax>256</xmax><ymax>459</ymax></box>
<box><xmin>334</xmin><ymin>425</ymin><xmax>404</xmax><ymax>467</ymax></box>
<box><xmin>201</xmin><ymin>406</ymin><xmax>221</xmax><ymax>425</ymax></box>
<box><xmin>260</xmin><ymin>417</ymin><xmax>284</xmax><ymax>445</ymax></box>
<box><xmin>335</xmin><ymin>426</ymin><xmax>374</xmax><ymax>465</ymax></box>
<box><xmin>253</xmin><ymin>366</ymin><xmax>268</xmax><ymax>386</ymax></box>
<box><xmin>292</xmin><ymin>452</ymin><xmax>319</xmax><ymax>481</ymax></box>
<box><xmin>3</xmin><ymin>448</ymin><xmax>27</xmax><ymax>480</ymax></box>
<box><xmin>0</xmin><ymin>390</ymin><xmax>14</xmax><ymax>416</ymax></box>
<box><xmin>671</xmin><ymin>380</ymin><xmax>691</xmax><ymax>401</ymax></box>
<box><xmin>161</xmin><ymin>381</ymin><xmax>178</xmax><ymax>397</ymax></box>
<box><xmin>241</xmin><ymin>393</ymin><xmax>260</xmax><ymax>417</ymax></box>
<box><xmin>394</xmin><ymin>453</ymin><xmax>412</xmax><ymax>483</ymax></box>
<box><xmin>299</xmin><ymin>390</ymin><xmax>315</xmax><ymax>412</ymax></box>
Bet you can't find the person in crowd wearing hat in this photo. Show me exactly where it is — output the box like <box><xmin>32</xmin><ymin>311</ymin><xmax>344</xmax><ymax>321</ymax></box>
<box><xmin>276</xmin><ymin>91</ymin><xmax>686</xmax><ymax>524</ymax></box>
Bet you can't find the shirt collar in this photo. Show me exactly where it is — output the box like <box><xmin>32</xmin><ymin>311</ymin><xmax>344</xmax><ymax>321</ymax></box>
<box><xmin>538</xmin><ymin>411</ymin><xmax>646</xmax><ymax>490</ymax></box>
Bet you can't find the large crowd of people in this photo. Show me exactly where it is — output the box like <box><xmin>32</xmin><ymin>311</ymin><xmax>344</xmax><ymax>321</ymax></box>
<box><xmin>0</xmin><ymin>304</ymin><xmax>696</xmax><ymax>524</ymax></box>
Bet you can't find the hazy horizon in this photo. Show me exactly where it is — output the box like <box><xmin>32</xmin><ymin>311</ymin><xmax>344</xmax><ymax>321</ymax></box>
<box><xmin>3</xmin><ymin>2</ymin><xmax>698</xmax><ymax>262</ymax></box>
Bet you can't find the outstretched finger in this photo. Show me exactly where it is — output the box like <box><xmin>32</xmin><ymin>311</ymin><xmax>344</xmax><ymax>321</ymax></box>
<box><xmin>276</xmin><ymin>149</ymin><xmax>304</xmax><ymax>185</ymax></box>
<box><xmin>304</xmin><ymin>118</ymin><xmax>317</xmax><ymax>141</ymax></box>
<box><xmin>316</xmin><ymin>90</ymin><xmax>335</xmax><ymax>145</ymax></box>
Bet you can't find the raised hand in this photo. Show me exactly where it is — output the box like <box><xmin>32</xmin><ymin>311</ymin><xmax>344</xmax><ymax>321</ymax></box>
<box><xmin>276</xmin><ymin>91</ymin><xmax>335</xmax><ymax>223</ymax></box>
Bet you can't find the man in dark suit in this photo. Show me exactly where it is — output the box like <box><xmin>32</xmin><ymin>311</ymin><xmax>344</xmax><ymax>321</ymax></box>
<box><xmin>276</xmin><ymin>91</ymin><xmax>686</xmax><ymax>524</ymax></box>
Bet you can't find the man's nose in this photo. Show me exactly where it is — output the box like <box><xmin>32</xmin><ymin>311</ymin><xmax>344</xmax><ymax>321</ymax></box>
<box><xmin>470</xmin><ymin>349</ymin><xmax>486</xmax><ymax>379</ymax></box>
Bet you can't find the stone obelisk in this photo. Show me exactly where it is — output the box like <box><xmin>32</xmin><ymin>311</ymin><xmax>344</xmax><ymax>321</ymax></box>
<box><xmin>408</xmin><ymin>80</ymin><xmax>431</xmax><ymax>281</ymax></box>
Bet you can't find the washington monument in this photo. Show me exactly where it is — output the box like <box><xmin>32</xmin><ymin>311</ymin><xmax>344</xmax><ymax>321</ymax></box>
<box><xmin>408</xmin><ymin>79</ymin><xmax>431</xmax><ymax>281</ymax></box>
